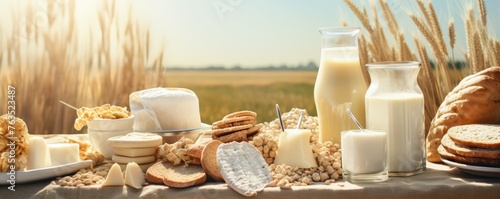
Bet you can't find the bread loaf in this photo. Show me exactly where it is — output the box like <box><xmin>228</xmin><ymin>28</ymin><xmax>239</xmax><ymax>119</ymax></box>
<box><xmin>427</xmin><ymin>67</ymin><xmax>500</xmax><ymax>162</ymax></box>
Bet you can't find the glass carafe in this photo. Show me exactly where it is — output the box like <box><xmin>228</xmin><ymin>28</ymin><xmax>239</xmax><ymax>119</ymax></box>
<box><xmin>314</xmin><ymin>27</ymin><xmax>367</xmax><ymax>145</ymax></box>
<box><xmin>365</xmin><ymin>61</ymin><xmax>425</xmax><ymax>176</ymax></box>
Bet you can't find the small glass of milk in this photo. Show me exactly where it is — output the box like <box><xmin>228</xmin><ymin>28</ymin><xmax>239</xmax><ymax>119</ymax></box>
<box><xmin>341</xmin><ymin>129</ymin><xmax>388</xmax><ymax>183</ymax></box>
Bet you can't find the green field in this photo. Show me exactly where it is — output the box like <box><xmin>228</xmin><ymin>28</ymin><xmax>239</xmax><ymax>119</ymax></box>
<box><xmin>162</xmin><ymin>70</ymin><xmax>318</xmax><ymax>124</ymax></box>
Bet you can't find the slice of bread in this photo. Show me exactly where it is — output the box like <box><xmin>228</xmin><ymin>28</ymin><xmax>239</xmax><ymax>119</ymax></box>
<box><xmin>447</xmin><ymin>124</ymin><xmax>500</xmax><ymax>149</ymax></box>
<box><xmin>146</xmin><ymin>161</ymin><xmax>206</xmax><ymax>188</ymax></box>
<box><xmin>201</xmin><ymin>140</ymin><xmax>224</xmax><ymax>182</ymax></box>
<box><xmin>441</xmin><ymin>134</ymin><xmax>500</xmax><ymax>159</ymax></box>
<box><xmin>438</xmin><ymin>145</ymin><xmax>500</xmax><ymax>167</ymax></box>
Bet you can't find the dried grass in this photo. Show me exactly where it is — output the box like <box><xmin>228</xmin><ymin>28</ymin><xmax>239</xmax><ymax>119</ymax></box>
<box><xmin>0</xmin><ymin>0</ymin><xmax>163</xmax><ymax>134</ymax></box>
<box><xmin>344</xmin><ymin>0</ymin><xmax>497</xmax><ymax>133</ymax></box>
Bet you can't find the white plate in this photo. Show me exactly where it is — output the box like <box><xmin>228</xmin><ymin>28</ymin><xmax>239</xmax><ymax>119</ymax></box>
<box><xmin>134</xmin><ymin>123</ymin><xmax>211</xmax><ymax>133</ymax></box>
<box><xmin>0</xmin><ymin>160</ymin><xmax>93</xmax><ymax>185</ymax></box>
<box><xmin>441</xmin><ymin>158</ymin><xmax>500</xmax><ymax>177</ymax></box>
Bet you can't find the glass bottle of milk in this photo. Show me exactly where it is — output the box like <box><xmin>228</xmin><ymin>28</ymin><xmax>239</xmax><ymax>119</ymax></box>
<box><xmin>314</xmin><ymin>27</ymin><xmax>367</xmax><ymax>145</ymax></box>
<box><xmin>365</xmin><ymin>61</ymin><xmax>425</xmax><ymax>176</ymax></box>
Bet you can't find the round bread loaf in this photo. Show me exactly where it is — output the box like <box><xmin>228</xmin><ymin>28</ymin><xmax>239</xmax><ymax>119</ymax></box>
<box><xmin>441</xmin><ymin>133</ymin><xmax>500</xmax><ymax>159</ymax></box>
<box><xmin>427</xmin><ymin>67</ymin><xmax>500</xmax><ymax>162</ymax></box>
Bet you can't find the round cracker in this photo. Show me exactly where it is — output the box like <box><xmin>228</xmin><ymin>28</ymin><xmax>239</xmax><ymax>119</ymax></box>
<box><xmin>113</xmin><ymin>147</ymin><xmax>157</xmax><ymax>157</ymax></box>
<box><xmin>213</xmin><ymin>119</ymin><xmax>256</xmax><ymax>129</ymax></box>
<box><xmin>212</xmin><ymin>116</ymin><xmax>256</xmax><ymax>128</ymax></box>
<box><xmin>223</xmin><ymin>111</ymin><xmax>257</xmax><ymax>119</ymax></box>
<box><xmin>112</xmin><ymin>154</ymin><xmax>156</xmax><ymax>164</ymax></box>
<box><xmin>107</xmin><ymin>132</ymin><xmax>163</xmax><ymax>148</ymax></box>
<box><xmin>245</xmin><ymin>124</ymin><xmax>264</xmax><ymax>135</ymax></box>
<box><xmin>201</xmin><ymin>140</ymin><xmax>224</xmax><ymax>181</ymax></box>
<box><xmin>213</xmin><ymin>130</ymin><xmax>248</xmax><ymax>143</ymax></box>
<box><xmin>211</xmin><ymin>123</ymin><xmax>254</xmax><ymax>137</ymax></box>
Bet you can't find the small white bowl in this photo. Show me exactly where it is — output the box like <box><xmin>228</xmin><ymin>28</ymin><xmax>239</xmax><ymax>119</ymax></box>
<box><xmin>87</xmin><ymin>115</ymin><xmax>135</xmax><ymax>159</ymax></box>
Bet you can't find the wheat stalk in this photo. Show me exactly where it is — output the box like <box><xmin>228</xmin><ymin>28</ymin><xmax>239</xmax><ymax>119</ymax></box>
<box><xmin>477</xmin><ymin>0</ymin><xmax>487</xmax><ymax>26</ymax></box>
<box><xmin>344</xmin><ymin>0</ymin><xmax>373</xmax><ymax>33</ymax></box>
<box><xmin>448</xmin><ymin>21</ymin><xmax>456</xmax><ymax>50</ymax></box>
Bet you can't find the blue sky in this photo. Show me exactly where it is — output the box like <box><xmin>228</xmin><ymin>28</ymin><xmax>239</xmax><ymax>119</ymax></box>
<box><xmin>138</xmin><ymin>0</ymin><xmax>500</xmax><ymax>68</ymax></box>
<box><xmin>2</xmin><ymin>0</ymin><xmax>498</xmax><ymax>68</ymax></box>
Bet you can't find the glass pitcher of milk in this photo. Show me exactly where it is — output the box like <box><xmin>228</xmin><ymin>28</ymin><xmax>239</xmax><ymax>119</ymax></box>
<box><xmin>365</xmin><ymin>61</ymin><xmax>425</xmax><ymax>176</ymax></box>
<box><xmin>314</xmin><ymin>27</ymin><xmax>367</xmax><ymax>145</ymax></box>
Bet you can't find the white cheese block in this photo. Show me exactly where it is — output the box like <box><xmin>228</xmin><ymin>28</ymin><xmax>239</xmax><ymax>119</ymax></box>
<box><xmin>274</xmin><ymin>129</ymin><xmax>318</xmax><ymax>168</ymax></box>
<box><xmin>217</xmin><ymin>142</ymin><xmax>272</xmax><ymax>197</ymax></box>
<box><xmin>113</xmin><ymin>147</ymin><xmax>157</xmax><ymax>157</ymax></box>
<box><xmin>124</xmin><ymin>162</ymin><xmax>146</xmax><ymax>189</ymax></box>
<box><xmin>27</xmin><ymin>136</ymin><xmax>52</xmax><ymax>170</ymax></box>
<box><xmin>129</xmin><ymin>87</ymin><xmax>201</xmax><ymax>131</ymax></box>
<box><xmin>112</xmin><ymin>155</ymin><xmax>156</xmax><ymax>164</ymax></box>
<box><xmin>48</xmin><ymin>143</ymin><xmax>80</xmax><ymax>166</ymax></box>
<box><xmin>101</xmin><ymin>163</ymin><xmax>125</xmax><ymax>187</ymax></box>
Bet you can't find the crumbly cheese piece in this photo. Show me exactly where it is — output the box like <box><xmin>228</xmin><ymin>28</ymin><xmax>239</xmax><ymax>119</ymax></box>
<box><xmin>217</xmin><ymin>142</ymin><xmax>272</xmax><ymax>197</ymax></box>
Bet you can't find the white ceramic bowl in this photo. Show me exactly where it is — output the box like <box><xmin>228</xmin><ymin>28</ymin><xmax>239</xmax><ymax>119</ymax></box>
<box><xmin>87</xmin><ymin>115</ymin><xmax>135</xmax><ymax>159</ymax></box>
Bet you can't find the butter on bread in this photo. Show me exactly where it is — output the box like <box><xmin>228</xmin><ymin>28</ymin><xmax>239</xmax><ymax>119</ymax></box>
<box><xmin>427</xmin><ymin>67</ymin><xmax>500</xmax><ymax>162</ymax></box>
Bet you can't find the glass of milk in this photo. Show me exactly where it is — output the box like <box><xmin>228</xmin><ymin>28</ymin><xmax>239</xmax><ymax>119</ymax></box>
<box><xmin>341</xmin><ymin>129</ymin><xmax>388</xmax><ymax>183</ymax></box>
<box><xmin>365</xmin><ymin>61</ymin><xmax>425</xmax><ymax>176</ymax></box>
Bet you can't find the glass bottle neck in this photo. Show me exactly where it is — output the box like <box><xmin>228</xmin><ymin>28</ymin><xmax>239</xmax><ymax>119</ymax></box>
<box><xmin>366</xmin><ymin>63</ymin><xmax>421</xmax><ymax>94</ymax></box>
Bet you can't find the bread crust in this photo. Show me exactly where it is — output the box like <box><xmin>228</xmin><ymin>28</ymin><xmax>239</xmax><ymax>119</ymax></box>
<box><xmin>201</xmin><ymin>140</ymin><xmax>224</xmax><ymax>182</ymax></box>
<box><xmin>427</xmin><ymin>67</ymin><xmax>500</xmax><ymax>162</ymax></box>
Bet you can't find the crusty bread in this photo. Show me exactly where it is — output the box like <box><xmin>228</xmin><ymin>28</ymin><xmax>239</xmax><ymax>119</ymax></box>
<box><xmin>427</xmin><ymin>67</ymin><xmax>500</xmax><ymax>162</ymax></box>
<box><xmin>447</xmin><ymin>124</ymin><xmax>500</xmax><ymax>149</ymax></box>
<box><xmin>441</xmin><ymin>133</ymin><xmax>500</xmax><ymax>159</ymax></box>
<box><xmin>201</xmin><ymin>140</ymin><xmax>224</xmax><ymax>182</ymax></box>
<box><xmin>438</xmin><ymin>145</ymin><xmax>500</xmax><ymax>167</ymax></box>
<box><xmin>187</xmin><ymin>144</ymin><xmax>204</xmax><ymax>159</ymax></box>
<box><xmin>146</xmin><ymin>161</ymin><xmax>206</xmax><ymax>188</ymax></box>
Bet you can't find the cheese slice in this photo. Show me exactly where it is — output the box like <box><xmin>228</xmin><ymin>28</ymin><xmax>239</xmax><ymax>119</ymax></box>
<box><xmin>101</xmin><ymin>163</ymin><xmax>125</xmax><ymax>187</ymax></box>
<box><xmin>124</xmin><ymin>162</ymin><xmax>145</xmax><ymax>189</ymax></box>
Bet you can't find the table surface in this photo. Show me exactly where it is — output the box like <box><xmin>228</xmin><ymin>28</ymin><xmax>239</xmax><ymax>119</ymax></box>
<box><xmin>2</xmin><ymin>161</ymin><xmax>500</xmax><ymax>199</ymax></box>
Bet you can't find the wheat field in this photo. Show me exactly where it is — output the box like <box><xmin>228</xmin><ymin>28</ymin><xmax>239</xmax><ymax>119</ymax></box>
<box><xmin>162</xmin><ymin>70</ymin><xmax>318</xmax><ymax>125</ymax></box>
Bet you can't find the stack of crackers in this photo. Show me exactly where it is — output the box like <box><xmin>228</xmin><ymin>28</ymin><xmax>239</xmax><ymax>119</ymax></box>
<box><xmin>438</xmin><ymin>124</ymin><xmax>500</xmax><ymax>167</ymax></box>
<box><xmin>211</xmin><ymin>111</ymin><xmax>263</xmax><ymax>143</ymax></box>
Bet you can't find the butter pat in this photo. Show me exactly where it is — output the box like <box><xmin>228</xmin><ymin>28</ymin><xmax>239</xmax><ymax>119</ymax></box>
<box><xmin>48</xmin><ymin>143</ymin><xmax>80</xmax><ymax>166</ymax></box>
<box><xmin>27</xmin><ymin>136</ymin><xmax>52</xmax><ymax>170</ymax></box>
<box><xmin>274</xmin><ymin>129</ymin><xmax>318</xmax><ymax>168</ymax></box>
<box><xmin>125</xmin><ymin>162</ymin><xmax>145</xmax><ymax>189</ymax></box>
<box><xmin>101</xmin><ymin>163</ymin><xmax>125</xmax><ymax>187</ymax></box>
